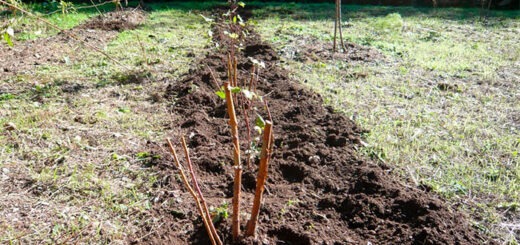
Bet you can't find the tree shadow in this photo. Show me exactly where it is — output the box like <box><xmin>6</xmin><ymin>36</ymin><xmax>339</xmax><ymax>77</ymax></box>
<box><xmin>247</xmin><ymin>1</ymin><xmax>519</xmax><ymax>22</ymax></box>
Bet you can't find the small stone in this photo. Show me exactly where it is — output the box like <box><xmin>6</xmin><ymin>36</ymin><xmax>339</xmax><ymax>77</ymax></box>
<box><xmin>308</xmin><ymin>155</ymin><xmax>321</xmax><ymax>165</ymax></box>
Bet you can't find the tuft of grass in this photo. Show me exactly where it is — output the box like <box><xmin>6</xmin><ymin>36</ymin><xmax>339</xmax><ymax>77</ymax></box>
<box><xmin>254</xmin><ymin>2</ymin><xmax>519</xmax><ymax>243</ymax></box>
<box><xmin>373</xmin><ymin>13</ymin><xmax>403</xmax><ymax>32</ymax></box>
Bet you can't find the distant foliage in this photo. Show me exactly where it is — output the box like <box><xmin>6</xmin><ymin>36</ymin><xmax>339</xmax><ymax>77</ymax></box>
<box><xmin>58</xmin><ymin>0</ymin><xmax>76</xmax><ymax>15</ymax></box>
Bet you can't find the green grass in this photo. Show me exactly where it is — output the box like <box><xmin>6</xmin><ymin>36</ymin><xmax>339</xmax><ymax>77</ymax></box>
<box><xmin>1</xmin><ymin>2</ymin><xmax>116</xmax><ymax>40</ymax></box>
<box><xmin>253</xmin><ymin>2</ymin><xmax>519</xmax><ymax>243</ymax></box>
<box><xmin>0</xmin><ymin>3</ymin><xmax>213</xmax><ymax>243</ymax></box>
<box><xmin>2</xmin><ymin>1</ymin><xmax>221</xmax><ymax>41</ymax></box>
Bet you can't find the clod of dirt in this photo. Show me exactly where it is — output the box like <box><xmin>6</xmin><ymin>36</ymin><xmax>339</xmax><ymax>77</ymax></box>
<box><xmin>437</xmin><ymin>82</ymin><xmax>462</xmax><ymax>92</ymax></box>
<box><xmin>3</xmin><ymin>122</ymin><xmax>17</xmax><ymax>131</ymax></box>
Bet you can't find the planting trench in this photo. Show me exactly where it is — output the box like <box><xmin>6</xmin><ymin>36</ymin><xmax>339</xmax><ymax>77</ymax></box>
<box><xmin>137</xmin><ymin>8</ymin><xmax>493</xmax><ymax>245</ymax></box>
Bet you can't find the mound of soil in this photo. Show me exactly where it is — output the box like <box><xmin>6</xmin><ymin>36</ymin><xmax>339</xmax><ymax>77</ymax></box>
<box><xmin>78</xmin><ymin>9</ymin><xmax>146</xmax><ymax>31</ymax></box>
<box><xmin>279</xmin><ymin>35</ymin><xmax>384</xmax><ymax>63</ymax></box>
<box><xmin>0</xmin><ymin>9</ymin><xmax>145</xmax><ymax>76</ymax></box>
<box><xmin>137</xmin><ymin>9</ymin><xmax>491</xmax><ymax>245</ymax></box>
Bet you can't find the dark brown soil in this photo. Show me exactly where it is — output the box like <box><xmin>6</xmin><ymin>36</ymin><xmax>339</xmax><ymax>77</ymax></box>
<box><xmin>78</xmin><ymin>9</ymin><xmax>145</xmax><ymax>31</ymax></box>
<box><xmin>136</xmin><ymin>8</ymin><xmax>493</xmax><ymax>245</ymax></box>
<box><xmin>0</xmin><ymin>10</ymin><xmax>145</xmax><ymax>76</ymax></box>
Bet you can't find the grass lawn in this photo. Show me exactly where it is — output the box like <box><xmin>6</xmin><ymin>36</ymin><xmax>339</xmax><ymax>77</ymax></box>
<box><xmin>253</xmin><ymin>2</ymin><xmax>519</xmax><ymax>242</ymax></box>
<box><xmin>0</xmin><ymin>2</ymin><xmax>213</xmax><ymax>243</ymax></box>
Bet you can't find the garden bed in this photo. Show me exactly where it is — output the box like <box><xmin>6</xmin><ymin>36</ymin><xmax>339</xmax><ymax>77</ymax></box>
<box><xmin>137</xmin><ymin>7</ymin><xmax>491</xmax><ymax>244</ymax></box>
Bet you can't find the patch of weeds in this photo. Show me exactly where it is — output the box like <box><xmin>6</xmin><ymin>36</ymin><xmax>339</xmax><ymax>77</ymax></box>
<box><xmin>117</xmin><ymin>107</ymin><xmax>131</xmax><ymax>113</ymax></box>
<box><xmin>32</xmin><ymin>83</ymin><xmax>59</xmax><ymax>99</ymax></box>
<box><xmin>135</xmin><ymin>151</ymin><xmax>161</xmax><ymax>167</ymax></box>
<box><xmin>111</xmin><ymin>71</ymin><xmax>150</xmax><ymax>85</ymax></box>
<box><xmin>211</xmin><ymin>202</ymin><xmax>230</xmax><ymax>223</ymax></box>
<box><xmin>0</xmin><ymin>93</ymin><xmax>15</xmax><ymax>101</ymax></box>
<box><xmin>373</xmin><ymin>13</ymin><xmax>403</xmax><ymax>33</ymax></box>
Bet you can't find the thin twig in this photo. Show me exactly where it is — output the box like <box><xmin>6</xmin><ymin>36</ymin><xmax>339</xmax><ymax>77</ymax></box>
<box><xmin>248</xmin><ymin>66</ymin><xmax>255</xmax><ymax>91</ymax></box>
<box><xmin>135</xmin><ymin>33</ymin><xmax>148</xmax><ymax>66</ymax></box>
<box><xmin>166</xmin><ymin>139</ymin><xmax>221</xmax><ymax>245</ymax></box>
<box><xmin>180</xmin><ymin>137</ymin><xmax>223</xmax><ymax>245</ymax></box>
<box><xmin>88</xmin><ymin>0</ymin><xmax>104</xmax><ymax>17</ymax></box>
<box><xmin>207</xmin><ymin>65</ymin><xmax>221</xmax><ymax>89</ymax></box>
<box><xmin>227</xmin><ymin>53</ymin><xmax>232</xmax><ymax>83</ymax></box>
<box><xmin>337</xmin><ymin>0</ymin><xmax>346</xmax><ymax>52</ymax></box>
<box><xmin>233</xmin><ymin>55</ymin><xmax>238</xmax><ymax>87</ymax></box>
<box><xmin>264</xmin><ymin>100</ymin><xmax>273</xmax><ymax>123</ymax></box>
<box><xmin>45</xmin><ymin>0</ymin><xmax>114</xmax><ymax>15</ymax></box>
<box><xmin>241</xmin><ymin>101</ymin><xmax>252</xmax><ymax>168</ymax></box>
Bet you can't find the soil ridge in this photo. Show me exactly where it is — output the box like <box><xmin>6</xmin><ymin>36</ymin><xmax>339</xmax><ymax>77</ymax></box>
<box><xmin>145</xmin><ymin>7</ymin><xmax>492</xmax><ymax>245</ymax></box>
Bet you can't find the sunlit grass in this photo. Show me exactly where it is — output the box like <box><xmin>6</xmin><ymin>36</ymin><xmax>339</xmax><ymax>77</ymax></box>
<box><xmin>0</xmin><ymin>3</ymin><xmax>211</xmax><ymax>243</ymax></box>
<box><xmin>254</xmin><ymin>3</ymin><xmax>519</xmax><ymax>242</ymax></box>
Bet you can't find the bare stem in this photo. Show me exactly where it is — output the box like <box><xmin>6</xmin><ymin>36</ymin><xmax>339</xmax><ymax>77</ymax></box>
<box><xmin>333</xmin><ymin>0</ymin><xmax>338</xmax><ymax>53</ymax></box>
<box><xmin>233</xmin><ymin>55</ymin><xmax>238</xmax><ymax>87</ymax></box>
<box><xmin>135</xmin><ymin>33</ymin><xmax>148</xmax><ymax>66</ymax></box>
<box><xmin>245</xmin><ymin>121</ymin><xmax>273</xmax><ymax>237</ymax></box>
<box><xmin>224</xmin><ymin>81</ymin><xmax>242</xmax><ymax>241</ymax></box>
<box><xmin>241</xmin><ymin>102</ymin><xmax>252</xmax><ymax>168</ymax></box>
<box><xmin>207</xmin><ymin>65</ymin><xmax>221</xmax><ymax>89</ymax></box>
<box><xmin>166</xmin><ymin>139</ymin><xmax>222</xmax><ymax>245</ymax></box>
<box><xmin>337</xmin><ymin>0</ymin><xmax>346</xmax><ymax>52</ymax></box>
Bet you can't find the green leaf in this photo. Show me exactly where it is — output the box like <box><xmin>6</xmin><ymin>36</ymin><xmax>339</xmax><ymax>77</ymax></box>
<box><xmin>233</xmin><ymin>16</ymin><xmax>237</xmax><ymax>24</ymax></box>
<box><xmin>0</xmin><ymin>93</ymin><xmax>15</xmax><ymax>101</ymax></box>
<box><xmin>215</xmin><ymin>90</ymin><xmax>226</xmax><ymax>99</ymax></box>
<box><xmin>112</xmin><ymin>153</ymin><xmax>120</xmax><ymax>160</ymax></box>
<box><xmin>136</xmin><ymin>152</ymin><xmax>151</xmax><ymax>159</ymax></box>
<box><xmin>3</xmin><ymin>32</ymin><xmax>13</xmax><ymax>47</ymax></box>
<box><xmin>118</xmin><ymin>107</ymin><xmax>131</xmax><ymax>113</ymax></box>
<box><xmin>255</xmin><ymin>114</ymin><xmax>266</xmax><ymax>130</ymax></box>
<box><xmin>238</xmin><ymin>1</ymin><xmax>246</xmax><ymax>7</ymax></box>
<box><xmin>230</xmin><ymin>87</ymin><xmax>241</xmax><ymax>93</ymax></box>
<box><xmin>237</xmin><ymin>14</ymin><xmax>245</xmax><ymax>26</ymax></box>
<box><xmin>228</xmin><ymin>32</ymin><xmax>239</xmax><ymax>39</ymax></box>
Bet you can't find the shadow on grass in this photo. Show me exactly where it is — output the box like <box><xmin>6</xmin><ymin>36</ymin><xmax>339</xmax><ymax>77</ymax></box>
<box><xmin>10</xmin><ymin>1</ymin><xmax>518</xmax><ymax>24</ymax></box>
<box><xmin>247</xmin><ymin>1</ymin><xmax>519</xmax><ymax>22</ymax></box>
